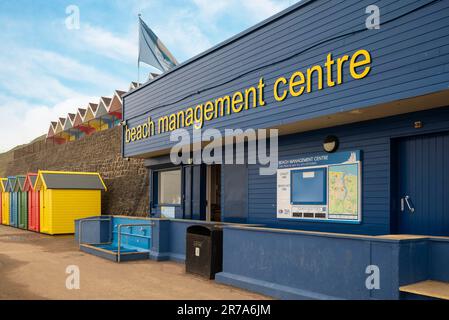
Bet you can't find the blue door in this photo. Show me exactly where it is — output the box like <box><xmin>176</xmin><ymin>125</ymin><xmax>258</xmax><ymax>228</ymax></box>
<box><xmin>183</xmin><ymin>166</ymin><xmax>192</xmax><ymax>220</ymax></box>
<box><xmin>10</xmin><ymin>192</ymin><xmax>17</xmax><ymax>227</ymax></box>
<box><xmin>182</xmin><ymin>164</ymin><xmax>206</xmax><ymax>220</ymax></box>
<box><xmin>396</xmin><ymin>132</ymin><xmax>449</xmax><ymax>236</ymax></box>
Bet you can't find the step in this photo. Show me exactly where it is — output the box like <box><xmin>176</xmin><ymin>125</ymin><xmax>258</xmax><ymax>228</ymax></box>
<box><xmin>400</xmin><ymin>280</ymin><xmax>449</xmax><ymax>300</ymax></box>
<box><xmin>80</xmin><ymin>244</ymin><xmax>150</xmax><ymax>262</ymax></box>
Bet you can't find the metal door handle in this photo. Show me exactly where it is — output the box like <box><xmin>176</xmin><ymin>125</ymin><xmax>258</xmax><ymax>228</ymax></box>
<box><xmin>402</xmin><ymin>195</ymin><xmax>415</xmax><ymax>213</ymax></box>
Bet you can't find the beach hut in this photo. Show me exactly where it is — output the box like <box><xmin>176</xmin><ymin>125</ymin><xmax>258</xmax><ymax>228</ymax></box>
<box><xmin>147</xmin><ymin>72</ymin><xmax>160</xmax><ymax>81</ymax></box>
<box><xmin>14</xmin><ymin>175</ymin><xmax>28</xmax><ymax>230</ymax></box>
<box><xmin>108</xmin><ymin>90</ymin><xmax>126</xmax><ymax>126</ymax></box>
<box><xmin>0</xmin><ymin>178</ymin><xmax>7</xmax><ymax>225</ymax></box>
<box><xmin>47</xmin><ymin>121</ymin><xmax>66</xmax><ymax>145</ymax></box>
<box><xmin>7</xmin><ymin>177</ymin><xmax>18</xmax><ymax>227</ymax></box>
<box><xmin>62</xmin><ymin>113</ymin><xmax>78</xmax><ymax>141</ymax></box>
<box><xmin>24</xmin><ymin>173</ymin><xmax>39</xmax><ymax>232</ymax></box>
<box><xmin>128</xmin><ymin>81</ymin><xmax>141</xmax><ymax>91</ymax></box>
<box><xmin>83</xmin><ymin>103</ymin><xmax>99</xmax><ymax>135</ymax></box>
<box><xmin>54</xmin><ymin>118</ymin><xmax>66</xmax><ymax>135</ymax></box>
<box><xmin>90</xmin><ymin>97</ymin><xmax>113</xmax><ymax>131</ymax></box>
<box><xmin>46</xmin><ymin>121</ymin><xmax>57</xmax><ymax>143</ymax></box>
<box><xmin>35</xmin><ymin>171</ymin><xmax>107</xmax><ymax>235</ymax></box>
<box><xmin>73</xmin><ymin>108</ymin><xmax>91</xmax><ymax>138</ymax></box>
<box><xmin>53</xmin><ymin>118</ymin><xmax>68</xmax><ymax>144</ymax></box>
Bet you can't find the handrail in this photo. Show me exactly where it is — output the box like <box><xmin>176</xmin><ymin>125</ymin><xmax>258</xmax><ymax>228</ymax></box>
<box><xmin>117</xmin><ymin>223</ymin><xmax>154</xmax><ymax>263</ymax></box>
<box><xmin>78</xmin><ymin>217</ymin><xmax>113</xmax><ymax>248</ymax></box>
<box><xmin>113</xmin><ymin>232</ymin><xmax>151</xmax><ymax>239</ymax></box>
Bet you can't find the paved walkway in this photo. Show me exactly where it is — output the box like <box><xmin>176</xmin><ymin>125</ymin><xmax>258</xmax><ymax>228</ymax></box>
<box><xmin>0</xmin><ymin>225</ymin><xmax>269</xmax><ymax>300</ymax></box>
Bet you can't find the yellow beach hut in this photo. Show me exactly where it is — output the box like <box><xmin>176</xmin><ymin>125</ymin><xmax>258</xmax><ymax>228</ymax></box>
<box><xmin>83</xmin><ymin>103</ymin><xmax>99</xmax><ymax>133</ymax></box>
<box><xmin>34</xmin><ymin>170</ymin><xmax>107</xmax><ymax>235</ymax></box>
<box><xmin>0</xmin><ymin>178</ymin><xmax>9</xmax><ymax>225</ymax></box>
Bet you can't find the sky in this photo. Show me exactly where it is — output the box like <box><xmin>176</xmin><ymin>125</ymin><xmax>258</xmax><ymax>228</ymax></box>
<box><xmin>0</xmin><ymin>0</ymin><xmax>299</xmax><ymax>153</ymax></box>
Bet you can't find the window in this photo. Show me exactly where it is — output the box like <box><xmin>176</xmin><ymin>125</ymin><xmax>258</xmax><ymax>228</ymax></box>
<box><xmin>158</xmin><ymin>169</ymin><xmax>181</xmax><ymax>205</ymax></box>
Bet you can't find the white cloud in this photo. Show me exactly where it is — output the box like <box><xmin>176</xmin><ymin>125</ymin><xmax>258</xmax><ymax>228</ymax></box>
<box><xmin>153</xmin><ymin>10</ymin><xmax>213</xmax><ymax>59</ymax></box>
<box><xmin>30</xmin><ymin>49</ymin><xmax>128</xmax><ymax>85</ymax></box>
<box><xmin>192</xmin><ymin>0</ymin><xmax>231</xmax><ymax>20</ymax></box>
<box><xmin>0</xmin><ymin>94</ymin><xmax>98</xmax><ymax>153</ymax></box>
<box><xmin>241</xmin><ymin>0</ymin><xmax>291</xmax><ymax>21</ymax></box>
<box><xmin>1</xmin><ymin>70</ymin><xmax>78</xmax><ymax>106</ymax></box>
<box><xmin>70</xmin><ymin>23</ymin><xmax>138</xmax><ymax>63</ymax></box>
<box><xmin>0</xmin><ymin>42</ymin><xmax>128</xmax><ymax>152</ymax></box>
<box><xmin>0</xmin><ymin>45</ymin><xmax>127</xmax><ymax>104</ymax></box>
<box><xmin>192</xmin><ymin>0</ymin><xmax>292</xmax><ymax>22</ymax></box>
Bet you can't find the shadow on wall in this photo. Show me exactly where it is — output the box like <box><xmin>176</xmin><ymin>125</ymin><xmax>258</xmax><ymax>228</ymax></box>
<box><xmin>0</xmin><ymin>127</ymin><xmax>149</xmax><ymax>216</ymax></box>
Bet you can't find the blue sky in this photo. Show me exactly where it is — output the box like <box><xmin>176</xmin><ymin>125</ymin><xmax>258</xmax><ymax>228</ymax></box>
<box><xmin>0</xmin><ymin>0</ymin><xmax>298</xmax><ymax>152</ymax></box>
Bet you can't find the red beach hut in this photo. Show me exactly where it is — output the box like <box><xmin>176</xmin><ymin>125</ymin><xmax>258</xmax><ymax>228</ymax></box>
<box><xmin>24</xmin><ymin>173</ymin><xmax>39</xmax><ymax>232</ymax></box>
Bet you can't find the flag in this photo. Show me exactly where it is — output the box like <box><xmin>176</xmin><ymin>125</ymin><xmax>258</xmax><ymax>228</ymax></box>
<box><xmin>138</xmin><ymin>16</ymin><xmax>178</xmax><ymax>72</ymax></box>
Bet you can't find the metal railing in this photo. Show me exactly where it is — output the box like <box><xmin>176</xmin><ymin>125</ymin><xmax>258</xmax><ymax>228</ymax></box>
<box><xmin>78</xmin><ymin>217</ymin><xmax>113</xmax><ymax>248</ymax></box>
<box><xmin>117</xmin><ymin>223</ymin><xmax>154</xmax><ymax>263</ymax></box>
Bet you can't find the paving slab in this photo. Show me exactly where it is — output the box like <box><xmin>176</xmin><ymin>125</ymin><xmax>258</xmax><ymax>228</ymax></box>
<box><xmin>0</xmin><ymin>225</ymin><xmax>270</xmax><ymax>300</ymax></box>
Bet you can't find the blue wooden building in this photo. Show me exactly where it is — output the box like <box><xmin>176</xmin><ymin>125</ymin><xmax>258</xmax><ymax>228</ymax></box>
<box><xmin>118</xmin><ymin>0</ymin><xmax>449</xmax><ymax>299</ymax></box>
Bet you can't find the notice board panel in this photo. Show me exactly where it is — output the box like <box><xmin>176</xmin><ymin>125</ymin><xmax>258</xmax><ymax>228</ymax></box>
<box><xmin>277</xmin><ymin>151</ymin><xmax>361</xmax><ymax>223</ymax></box>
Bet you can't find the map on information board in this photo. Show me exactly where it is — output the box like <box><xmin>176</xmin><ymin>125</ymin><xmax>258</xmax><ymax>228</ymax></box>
<box><xmin>328</xmin><ymin>164</ymin><xmax>359</xmax><ymax>218</ymax></box>
<box><xmin>277</xmin><ymin>150</ymin><xmax>361</xmax><ymax>223</ymax></box>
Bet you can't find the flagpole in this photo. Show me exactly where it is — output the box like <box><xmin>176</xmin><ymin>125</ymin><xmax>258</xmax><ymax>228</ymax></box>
<box><xmin>137</xmin><ymin>13</ymin><xmax>141</xmax><ymax>88</ymax></box>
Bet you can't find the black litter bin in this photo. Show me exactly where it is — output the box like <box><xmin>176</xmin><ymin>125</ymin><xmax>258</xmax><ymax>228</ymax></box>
<box><xmin>186</xmin><ymin>225</ymin><xmax>223</xmax><ymax>279</ymax></box>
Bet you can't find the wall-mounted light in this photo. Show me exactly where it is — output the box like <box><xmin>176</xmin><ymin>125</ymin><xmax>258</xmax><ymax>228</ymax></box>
<box><xmin>414</xmin><ymin>121</ymin><xmax>423</xmax><ymax>129</ymax></box>
<box><xmin>323</xmin><ymin>135</ymin><xmax>339</xmax><ymax>153</ymax></box>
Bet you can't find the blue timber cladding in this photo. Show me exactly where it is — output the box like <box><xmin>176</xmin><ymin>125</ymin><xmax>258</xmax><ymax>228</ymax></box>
<box><xmin>246</xmin><ymin>106</ymin><xmax>449</xmax><ymax>235</ymax></box>
<box><xmin>123</xmin><ymin>0</ymin><xmax>449</xmax><ymax>157</ymax></box>
<box><xmin>216</xmin><ymin>226</ymin><xmax>400</xmax><ymax>299</ymax></box>
<box><xmin>216</xmin><ymin>226</ymin><xmax>449</xmax><ymax>299</ymax></box>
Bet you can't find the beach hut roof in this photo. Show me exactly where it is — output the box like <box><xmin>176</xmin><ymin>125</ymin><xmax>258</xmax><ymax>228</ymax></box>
<box><xmin>88</xmin><ymin>103</ymin><xmax>98</xmax><ymax>113</ymax></box>
<box><xmin>84</xmin><ymin>103</ymin><xmax>99</xmax><ymax>122</ymax></box>
<box><xmin>68</xmin><ymin>113</ymin><xmax>76</xmax><ymax>123</ymax></box>
<box><xmin>111</xmin><ymin>90</ymin><xmax>125</xmax><ymax>103</ymax></box>
<box><xmin>55</xmin><ymin>118</ymin><xmax>66</xmax><ymax>134</ymax></box>
<box><xmin>64</xmin><ymin>113</ymin><xmax>76</xmax><ymax>131</ymax></box>
<box><xmin>35</xmin><ymin>171</ymin><xmax>107</xmax><ymax>191</ymax></box>
<box><xmin>73</xmin><ymin>108</ymin><xmax>87</xmax><ymax>127</ymax></box>
<box><xmin>101</xmin><ymin>97</ymin><xmax>112</xmax><ymax>107</ymax></box>
<box><xmin>147</xmin><ymin>72</ymin><xmax>160</xmax><ymax>81</ymax></box>
<box><xmin>128</xmin><ymin>82</ymin><xmax>142</xmax><ymax>91</ymax></box>
<box><xmin>6</xmin><ymin>177</ymin><xmax>16</xmax><ymax>192</ymax></box>
<box><xmin>78</xmin><ymin>108</ymin><xmax>87</xmax><ymax>118</ymax></box>
<box><xmin>24</xmin><ymin>173</ymin><xmax>38</xmax><ymax>192</ymax></box>
<box><xmin>47</xmin><ymin>121</ymin><xmax>58</xmax><ymax>138</ymax></box>
<box><xmin>0</xmin><ymin>178</ymin><xmax>7</xmax><ymax>192</ymax></box>
<box><xmin>13</xmin><ymin>175</ymin><xmax>26</xmax><ymax>192</ymax></box>
<box><xmin>108</xmin><ymin>90</ymin><xmax>126</xmax><ymax>115</ymax></box>
<box><xmin>96</xmin><ymin>97</ymin><xmax>111</xmax><ymax>118</ymax></box>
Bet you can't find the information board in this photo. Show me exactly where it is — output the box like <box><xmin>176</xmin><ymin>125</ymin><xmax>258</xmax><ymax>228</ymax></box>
<box><xmin>277</xmin><ymin>151</ymin><xmax>361</xmax><ymax>222</ymax></box>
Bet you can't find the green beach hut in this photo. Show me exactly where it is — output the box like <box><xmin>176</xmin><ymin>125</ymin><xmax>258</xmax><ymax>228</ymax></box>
<box><xmin>14</xmin><ymin>175</ymin><xmax>28</xmax><ymax>230</ymax></box>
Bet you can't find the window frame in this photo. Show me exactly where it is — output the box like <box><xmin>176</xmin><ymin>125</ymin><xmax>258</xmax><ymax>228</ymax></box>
<box><xmin>153</xmin><ymin>167</ymin><xmax>182</xmax><ymax>207</ymax></box>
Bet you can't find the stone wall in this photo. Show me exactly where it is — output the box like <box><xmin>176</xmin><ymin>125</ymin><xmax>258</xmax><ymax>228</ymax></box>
<box><xmin>0</xmin><ymin>127</ymin><xmax>149</xmax><ymax>216</ymax></box>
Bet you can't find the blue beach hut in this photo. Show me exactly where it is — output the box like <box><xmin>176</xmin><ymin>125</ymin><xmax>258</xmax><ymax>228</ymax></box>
<box><xmin>6</xmin><ymin>177</ymin><xmax>18</xmax><ymax>227</ymax></box>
